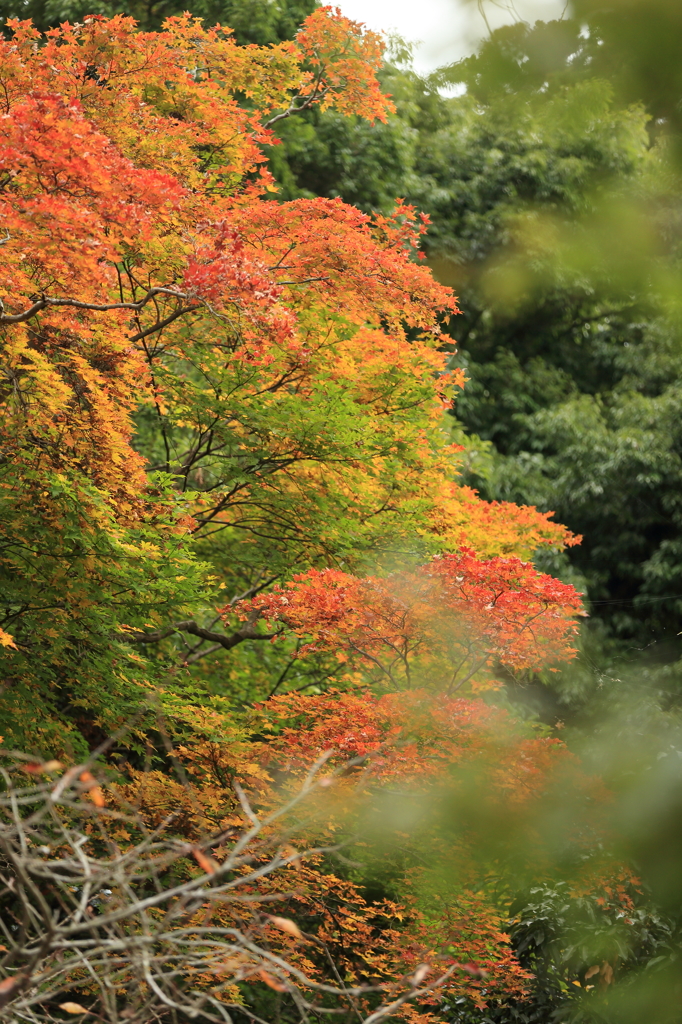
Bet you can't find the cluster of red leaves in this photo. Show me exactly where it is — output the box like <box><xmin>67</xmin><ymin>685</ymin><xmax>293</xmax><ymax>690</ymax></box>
<box><xmin>254</xmin><ymin>688</ymin><xmax>574</xmax><ymax>800</ymax></box>
<box><xmin>0</xmin><ymin>11</ymin><xmax>455</xmax><ymax>498</ymax></box>
<box><xmin>229</xmin><ymin>195</ymin><xmax>457</xmax><ymax>332</ymax></box>
<box><xmin>0</xmin><ymin>92</ymin><xmax>183</xmax><ymax>284</ymax></box>
<box><xmin>240</xmin><ymin>549</ymin><xmax>583</xmax><ymax>691</ymax></box>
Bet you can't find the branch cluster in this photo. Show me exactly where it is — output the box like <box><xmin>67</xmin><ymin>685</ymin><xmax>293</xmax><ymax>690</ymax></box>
<box><xmin>0</xmin><ymin>754</ymin><xmax>450</xmax><ymax>1024</ymax></box>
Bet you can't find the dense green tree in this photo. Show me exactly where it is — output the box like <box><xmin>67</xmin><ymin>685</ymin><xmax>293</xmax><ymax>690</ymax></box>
<box><xmin>0</xmin><ymin>0</ymin><xmax>315</xmax><ymax>42</ymax></box>
<box><xmin>427</xmin><ymin>23</ymin><xmax>682</xmax><ymax>654</ymax></box>
<box><xmin>441</xmin><ymin>1</ymin><xmax>682</xmax><ymax>147</ymax></box>
<box><xmin>413</xmin><ymin>82</ymin><xmax>682</xmax><ymax>651</ymax></box>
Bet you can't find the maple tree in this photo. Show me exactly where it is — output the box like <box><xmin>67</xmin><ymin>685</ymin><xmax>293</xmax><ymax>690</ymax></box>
<box><xmin>0</xmin><ymin>8</ymin><xmax>638</xmax><ymax>1023</ymax></box>
<box><xmin>0</xmin><ymin>7</ymin><xmax>577</xmax><ymax>753</ymax></box>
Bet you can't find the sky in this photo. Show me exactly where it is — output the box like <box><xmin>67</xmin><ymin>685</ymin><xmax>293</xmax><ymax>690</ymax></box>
<box><xmin>334</xmin><ymin>0</ymin><xmax>569</xmax><ymax>75</ymax></box>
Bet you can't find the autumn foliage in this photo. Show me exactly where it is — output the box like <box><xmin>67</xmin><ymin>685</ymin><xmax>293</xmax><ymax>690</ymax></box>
<box><xmin>0</xmin><ymin>8</ymin><xmax>634</xmax><ymax>1024</ymax></box>
<box><xmin>243</xmin><ymin>549</ymin><xmax>583</xmax><ymax>692</ymax></box>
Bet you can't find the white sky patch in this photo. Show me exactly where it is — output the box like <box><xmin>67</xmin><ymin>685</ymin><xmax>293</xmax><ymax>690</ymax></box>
<box><xmin>334</xmin><ymin>0</ymin><xmax>570</xmax><ymax>75</ymax></box>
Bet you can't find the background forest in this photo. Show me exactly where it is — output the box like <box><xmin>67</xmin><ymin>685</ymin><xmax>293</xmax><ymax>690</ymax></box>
<box><xmin>2</xmin><ymin>1</ymin><xmax>682</xmax><ymax>1024</ymax></box>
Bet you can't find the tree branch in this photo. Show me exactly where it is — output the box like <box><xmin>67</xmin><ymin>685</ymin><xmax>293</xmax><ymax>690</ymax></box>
<box><xmin>0</xmin><ymin>287</ymin><xmax>189</xmax><ymax>327</ymax></box>
<box><xmin>119</xmin><ymin>618</ymin><xmax>281</xmax><ymax>651</ymax></box>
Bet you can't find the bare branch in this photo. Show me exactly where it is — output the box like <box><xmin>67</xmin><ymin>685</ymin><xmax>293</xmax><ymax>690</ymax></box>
<box><xmin>0</xmin><ymin>751</ymin><xmax>445</xmax><ymax>1024</ymax></box>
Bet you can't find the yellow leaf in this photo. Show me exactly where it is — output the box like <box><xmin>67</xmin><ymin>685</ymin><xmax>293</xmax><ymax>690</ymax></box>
<box><xmin>59</xmin><ymin>1003</ymin><xmax>89</xmax><ymax>1014</ymax></box>
<box><xmin>0</xmin><ymin>628</ymin><xmax>17</xmax><ymax>650</ymax></box>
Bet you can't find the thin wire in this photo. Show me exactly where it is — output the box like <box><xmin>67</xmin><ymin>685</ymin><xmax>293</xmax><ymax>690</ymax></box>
<box><xmin>588</xmin><ymin>593</ymin><xmax>682</xmax><ymax>606</ymax></box>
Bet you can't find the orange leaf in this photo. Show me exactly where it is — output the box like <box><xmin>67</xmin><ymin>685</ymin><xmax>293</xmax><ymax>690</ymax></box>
<box><xmin>79</xmin><ymin>772</ymin><xmax>105</xmax><ymax>807</ymax></box>
<box><xmin>269</xmin><ymin>916</ymin><xmax>302</xmax><ymax>939</ymax></box>
<box><xmin>0</xmin><ymin>974</ymin><xmax>23</xmax><ymax>1008</ymax></box>
<box><xmin>24</xmin><ymin>760</ymin><xmax>63</xmax><ymax>775</ymax></box>
<box><xmin>192</xmin><ymin>848</ymin><xmax>219</xmax><ymax>875</ymax></box>
<box><xmin>258</xmin><ymin>969</ymin><xmax>288</xmax><ymax>992</ymax></box>
<box><xmin>59</xmin><ymin>1003</ymin><xmax>89</xmax><ymax>1014</ymax></box>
